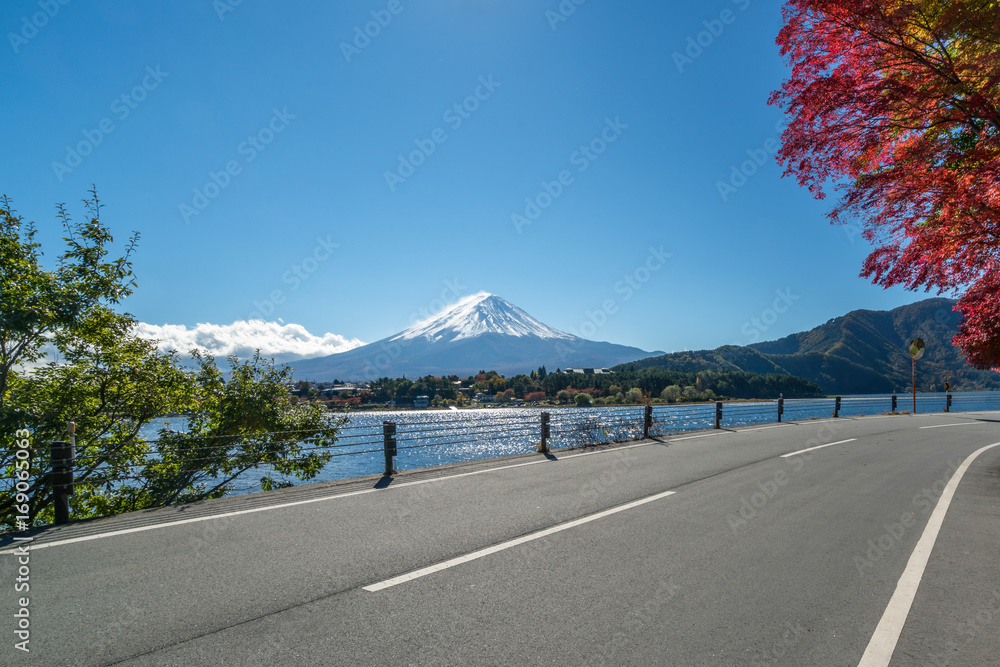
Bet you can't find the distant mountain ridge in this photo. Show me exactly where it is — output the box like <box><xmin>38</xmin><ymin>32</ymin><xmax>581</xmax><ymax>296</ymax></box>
<box><xmin>620</xmin><ymin>298</ymin><xmax>1000</xmax><ymax>394</ymax></box>
<box><xmin>291</xmin><ymin>293</ymin><xmax>663</xmax><ymax>380</ymax></box>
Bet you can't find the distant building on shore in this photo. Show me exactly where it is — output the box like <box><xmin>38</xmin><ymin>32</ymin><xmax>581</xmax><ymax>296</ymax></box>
<box><xmin>413</xmin><ymin>395</ymin><xmax>430</xmax><ymax>409</ymax></box>
<box><xmin>563</xmin><ymin>368</ymin><xmax>613</xmax><ymax>375</ymax></box>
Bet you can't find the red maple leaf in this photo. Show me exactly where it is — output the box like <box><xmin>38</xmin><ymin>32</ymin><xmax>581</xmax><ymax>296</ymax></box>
<box><xmin>771</xmin><ymin>0</ymin><xmax>1000</xmax><ymax>368</ymax></box>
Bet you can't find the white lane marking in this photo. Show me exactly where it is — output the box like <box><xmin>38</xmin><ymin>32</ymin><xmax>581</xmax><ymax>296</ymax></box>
<box><xmin>919</xmin><ymin>423</ymin><xmax>972</xmax><ymax>430</ymax></box>
<box><xmin>560</xmin><ymin>440</ymin><xmax>656</xmax><ymax>460</ymax></box>
<box><xmin>670</xmin><ymin>433</ymin><xmax>723</xmax><ymax>442</ymax></box>
<box><xmin>0</xmin><ymin>487</ymin><xmax>380</xmax><ymax>555</ymax></box>
<box><xmin>739</xmin><ymin>425</ymin><xmax>791</xmax><ymax>432</ymax></box>
<box><xmin>857</xmin><ymin>441</ymin><xmax>1000</xmax><ymax>667</ymax></box>
<box><xmin>0</xmin><ymin>441</ymin><xmax>661</xmax><ymax>554</ymax></box>
<box><xmin>9</xmin><ymin>411</ymin><xmax>986</xmax><ymax>554</ymax></box>
<box><xmin>780</xmin><ymin>438</ymin><xmax>857</xmax><ymax>458</ymax></box>
<box><xmin>363</xmin><ymin>490</ymin><xmax>677</xmax><ymax>592</ymax></box>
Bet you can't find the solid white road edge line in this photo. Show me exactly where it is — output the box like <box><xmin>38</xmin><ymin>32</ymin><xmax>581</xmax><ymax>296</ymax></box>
<box><xmin>919</xmin><ymin>423</ymin><xmax>972</xmax><ymax>429</ymax></box>
<box><xmin>780</xmin><ymin>439</ymin><xmax>857</xmax><ymax>458</ymax></box>
<box><xmin>856</xmin><ymin>441</ymin><xmax>1000</xmax><ymax>667</ymax></box>
<box><xmin>363</xmin><ymin>490</ymin><xmax>677</xmax><ymax>592</ymax></box>
<box><xmin>670</xmin><ymin>433</ymin><xmax>723</xmax><ymax>441</ymax></box>
<box><xmin>7</xmin><ymin>411</ymin><xmax>981</xmax><ymax>554</ymax></box>
<box><xmin>0</xmin><ymin>440</ymin><xmax>661</xmax><ymax>555</ymax></box>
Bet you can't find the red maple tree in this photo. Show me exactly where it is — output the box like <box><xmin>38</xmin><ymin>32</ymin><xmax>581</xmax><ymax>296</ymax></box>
<box><xmin>770</xmin><ymin>1</ymin><xmax>1000</xmax><ymax>367</ymax></box>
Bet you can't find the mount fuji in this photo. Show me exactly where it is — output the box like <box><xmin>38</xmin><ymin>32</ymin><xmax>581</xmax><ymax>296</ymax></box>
<box><xmin>290</xmin><ymin>293</ymin><xmax>662</xmax><ymax>380</ymax></box>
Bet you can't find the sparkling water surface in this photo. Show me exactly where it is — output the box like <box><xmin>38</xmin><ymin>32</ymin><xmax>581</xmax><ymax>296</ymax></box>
<box><xmin>141</xmin><ymin>392</ymin><xmax>1000</xmax><ymax>496</ymax></box>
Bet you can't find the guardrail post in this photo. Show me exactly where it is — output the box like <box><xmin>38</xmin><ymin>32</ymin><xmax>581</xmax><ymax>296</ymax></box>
<box><xmin>539</xmin><ymin>412</ymin><xmax>551</xmax><ymax>453</ymax></box>
<box><xmin>833</xmin><ymin>396</ymin><xmax>841</xmax><ymax>418</ymax></box>
<box><xmin>715</xmin><ymin>402</ymin><xmax>722</xmax><ymax>429</ymax></box>
<box><xmin>382</xmin><ymin>421</ymin><xmax>397</xmax><ymax>476</ymax></box>
<box><xmin>777</xmin><ymin>395</ymin><xmax>784</xmax><ymax>423</ymax></box>
<box><xmin>892</xmin><ymin>393</ymin><xmax>898</xmax><ymax>412</ymax></box>
<box><xmin>643</xmin><ymin>404</ymin><xmax>653</xmax><ymax>438</ymax></box>
<box><xmin>50</xmin><ymin>440</ymin><xmax>75</xmax><ymax>525</ymax></box>
<box><xmin>946</xmin><ymin>393</ymin><xmax>952</xmax><ymax>412</ymax></box>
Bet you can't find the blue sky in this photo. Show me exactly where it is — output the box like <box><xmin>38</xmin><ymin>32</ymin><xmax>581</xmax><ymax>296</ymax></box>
<box><xmin>3</xmin><ymin>0</ymin><xmax>933</xmax><ymax>361</ymax></box>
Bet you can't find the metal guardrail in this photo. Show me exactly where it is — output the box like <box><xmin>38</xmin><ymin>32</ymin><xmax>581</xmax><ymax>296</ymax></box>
<box><xmin>14</xmin><ymin>392</ymin><xmax>1000</xmax><ymax>524</ymax></box>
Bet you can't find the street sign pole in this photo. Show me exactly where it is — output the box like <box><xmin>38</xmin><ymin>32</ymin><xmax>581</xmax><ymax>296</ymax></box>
<box><xmin>908</xmin><ymin>338</ymin><xmax>925</xmax><ymax>415</ymax></box>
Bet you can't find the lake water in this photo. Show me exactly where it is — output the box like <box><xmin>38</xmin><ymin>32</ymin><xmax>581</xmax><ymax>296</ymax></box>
<box><xmin>141</xmin><ymin>391</ymin><xmax>1000</xmax><ymax>496</ymax></box>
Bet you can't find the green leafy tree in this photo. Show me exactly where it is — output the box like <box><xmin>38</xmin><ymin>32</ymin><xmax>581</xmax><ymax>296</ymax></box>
<box><xmin>625</xmin><ymin>388</ymin><xmax>644</xmax><ymax>404</ymax></box>
<box><xmin>1</xmin><ymin>192</ymin><xmax>342</xmax><ymax>529</ymax></box>
<box><xmin>660</xmin><ymin>385</ymin><xmax>681</xmax><ymax>403</ymax></box>
<box><xmin>509</xmin><ymin>374</ymin><xmax>533</xmax><ymax>399</ymax></box>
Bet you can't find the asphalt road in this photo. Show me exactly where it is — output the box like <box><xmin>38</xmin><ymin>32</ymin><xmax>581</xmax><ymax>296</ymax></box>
<box><xmin>2</xmin><ymin>411</ymin><xmax>999</xmax><ymax>666</ymax></box>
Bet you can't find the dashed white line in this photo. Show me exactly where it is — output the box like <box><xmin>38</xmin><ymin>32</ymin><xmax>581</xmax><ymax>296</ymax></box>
<box><xmin>857</xmin><ymin>441</ymin><xmax>1000</xmax><ymax>667</ymax></box>
<box><xmin>919</xmin><ymin>423</ymin><xmax>972</xmax><ymax>430</ymax></box>
<box><xmin>780</xmin><ymin>438</ymin><xmax>857</xmax><ymax>458</ymax></box>
<box><xmin>363</xmin><ymin>489</ymin><xmax>677</xmax><ymax>592</ymax></box>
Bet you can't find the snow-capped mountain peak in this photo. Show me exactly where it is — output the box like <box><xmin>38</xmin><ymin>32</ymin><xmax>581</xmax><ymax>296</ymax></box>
<box><xmin>393</xmin><ymin>292</ymin><xmax>575</xmax><ymax>343</ymax></box>
<box><xmin>291</xmin><ymin>291</ymin><xmax>663</xmax><ymax>380</ymax></box>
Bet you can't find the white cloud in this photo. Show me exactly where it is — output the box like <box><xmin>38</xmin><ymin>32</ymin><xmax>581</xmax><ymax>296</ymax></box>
<box><xmin>134</xmin><ymin>321</ymin><xmax>365</xmax><ymax>363</ymax></box>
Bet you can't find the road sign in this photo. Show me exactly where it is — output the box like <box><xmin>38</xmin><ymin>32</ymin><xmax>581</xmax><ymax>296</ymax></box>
<box><xmin>944</xmin><ymin>382</ymin><xmax>951</xmax><ymax>392</ymax></box>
